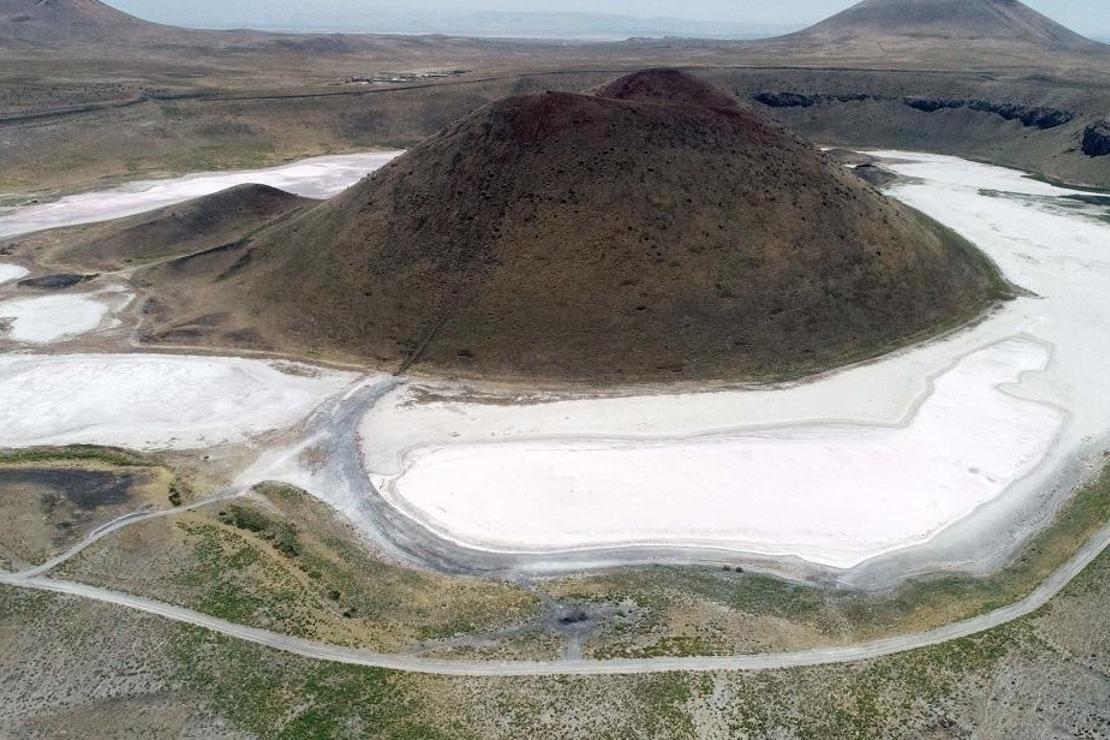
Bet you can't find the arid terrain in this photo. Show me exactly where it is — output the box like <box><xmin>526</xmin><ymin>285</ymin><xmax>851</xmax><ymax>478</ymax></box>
<box><xmin>1</xmin><ymin>0</ymin><xmax>1109</xmax><ymax>737</ymax></box>
<box><xmin>1</xmin><ymin>452</ymin><xmax>1107</xmax><ymax>737</ymax></box>
<box><xmin>1</xmin><ymin>0</ymin><xmax>1109</xmax><ymax>193</ymax></box>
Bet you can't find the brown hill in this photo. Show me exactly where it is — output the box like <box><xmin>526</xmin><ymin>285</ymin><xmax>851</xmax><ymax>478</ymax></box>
<box><xmin>0</xmin><ymin>0</ymin><xmax>175</xmax><ymax>43</ymax></box>
<box><xmin>7</xmin><ymin>184</ymin><xmax>313</xmax><ymax>272</ymax></box>
<box><xmin>137</xmin><ymin>70</ymin><xmax>1007</xmax><ymax>384</ymax></box>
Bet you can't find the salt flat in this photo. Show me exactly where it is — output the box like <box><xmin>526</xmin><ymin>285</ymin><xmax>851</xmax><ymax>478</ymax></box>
<box><xmin>0</xmin><ymin>151</ymin><xmax>1104</xmax><ymax>576</ymax></box>
<box><xmin>0</xmin><ymin>263</ymin><xmax>28</xmax><ymax>285</ymax></box>
<box><xmin>0</xmin><ymin>151</ymin><xmax>402</xmax><ymax>240</ymax></box>
<box><xmin>0</xmin><ymin>354</ymin><xmax>357</xmax><ymax>450</ymax></box>
<box><xmin>375</xmin><ymin>339</ymin><xmax>1062</xmax><ymax>567</ymax></box>
<box><xmin>363</xmin><ymin>152</ymin><xmax>1110</xmax><ymax>570</ymax></box>
<box><xmin>0</xmin><ymin>293</ymin><xmax>113</xmax><ymax>343</ymax></box>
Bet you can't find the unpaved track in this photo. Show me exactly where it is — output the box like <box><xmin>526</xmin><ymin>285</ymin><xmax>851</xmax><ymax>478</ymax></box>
<box><xmin>2</xmin><ymin>520</ymin><xmax>1106</xmax><ymax>677</ymax></box>
<box><xmin>15</xmin><ymin>489</ymin><xmax>248</xmax><ymax>579</ymax></box>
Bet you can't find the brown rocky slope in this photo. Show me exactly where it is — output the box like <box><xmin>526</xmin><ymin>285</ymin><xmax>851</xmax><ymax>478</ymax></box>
<box><xmin>0</xmin><ymin>0</ymin><xmax>178</xmax><ymax>44</ymax></box>
<box><xmin>138</xmin><ymin>70</ymin><xmax>1008</xmax><ymax>384</ymax></box>
<box><xmin>6</xmin><ymin>184</ymin><xmax>313</xmax><ymax>273</ymax></box>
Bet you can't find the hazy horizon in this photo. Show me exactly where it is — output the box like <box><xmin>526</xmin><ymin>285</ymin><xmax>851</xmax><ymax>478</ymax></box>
<box><xmin>104</xmin><ymin>1</ymin><xmax>1110</xmax><ymax>40</ymax></box>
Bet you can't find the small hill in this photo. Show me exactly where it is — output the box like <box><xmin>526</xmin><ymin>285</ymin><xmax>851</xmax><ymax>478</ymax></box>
<box><xmin>593</xmin><ymin>68</ymin><xmax>738</xmax><ymax>108</ymax></box>
<box><xmin>137</xmin><ymin>70</ymin><xmax>1007</xmax><ymax>384</ymax></box>
<box><xmin>8</xmin><ymin>185</ymin><xmax>313</xmax><ymax>272</ymax></box>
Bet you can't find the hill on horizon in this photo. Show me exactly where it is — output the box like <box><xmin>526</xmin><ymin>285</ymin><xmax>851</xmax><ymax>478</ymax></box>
<box><xmin>4</xmin><ymin>0</ymin><xmax>1106</xmax><ymax>76</ymax></box>
<box><xmin>133</xmin><ymin>69</ymin><xmax>1008</xmax><ymax>385</ymax></box>
<box><xmin>0</xmin><ymin>0</ymin><xmax>179</xmax><ymax>44</ymax></box>
<box><xmin>763</xmin><ymin>0</ymin><xmax>1108</xmax><ymax>62</ymax></box>
<box><xmin>0</xmin><ymin>0</ymin><xmax>543</xmax><ymax>57</ymax></box>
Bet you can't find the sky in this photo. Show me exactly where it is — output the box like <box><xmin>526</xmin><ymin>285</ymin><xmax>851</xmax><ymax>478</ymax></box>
<box><xmin>106</xmin><ymin>0</ymin><xmax>1110</xmax><ymax>39</ymax></box>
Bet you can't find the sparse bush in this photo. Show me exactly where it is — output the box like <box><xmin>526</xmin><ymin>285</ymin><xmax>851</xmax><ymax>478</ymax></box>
<box><xmin>219</xmin><ymin>504</ymin><xmax>301</xmax><ymax>558</ymax></box>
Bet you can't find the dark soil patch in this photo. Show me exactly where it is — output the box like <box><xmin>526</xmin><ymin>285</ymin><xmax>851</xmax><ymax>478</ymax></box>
<box><xmin>0</xmin><ymin>468</ymin><xmax>137</xmax><ymax>509</ymax></box>
<box><xmin>17</xmin><ymin>273</ymin><xmax>93</xmax><ymax>289</ymax></box>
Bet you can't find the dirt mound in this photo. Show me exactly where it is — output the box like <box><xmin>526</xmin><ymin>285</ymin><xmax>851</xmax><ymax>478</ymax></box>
<box><xmin>593</xmin><ymin>68</ymin><xmax>737</xmax><ymax>108</ymax></box>
<box><xmin>138</xmin><ymin>71</ymin><xmax>1007</xmax><ymax>384</ymax></box>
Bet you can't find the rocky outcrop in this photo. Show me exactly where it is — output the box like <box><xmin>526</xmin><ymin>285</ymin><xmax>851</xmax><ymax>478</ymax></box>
<box><xmin>752</xmin><ymin>92</ymin><xmax>816</xmax><ymax>108</ymax></box>
<box><xmin>902</xmin><ymin>97</ymin><xmax>1074</xmax><ymax>129</ymax></box>
<box><xmin>852</xmin><ymin>164</ymin><xmax>899</xmax><ymax>188</ymax></box>
<box><xmin>1082</xmin><ymin>122</ymin><xmax>1110</xmax><ymax>157</ymax></box>
<box><xmin>752</xmin><ymin>91</ymin><xmax>1074</xmax><ymax>130</ymax></box>
<box><xmin>752</xmin><ymin>92</ymin><xmax>876</xmax><ymax>108</ymax></box>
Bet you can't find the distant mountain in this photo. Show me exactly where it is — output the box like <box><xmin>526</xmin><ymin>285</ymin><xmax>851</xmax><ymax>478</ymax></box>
<box><xmin>0</xmin><ymin>0</ymin><xmax>175</xmax><ymax>43</ymax></box>
<box><xmin>785</xmin><ymin>0</ymin><xmax>1104</xmax><ymax>52</ymax></box>
<box><xmin>0</xmin><ymin>1</ymin><xmax>792</xmax><ymax>45</ymax></box>
<box><xmin>726</xmin><ymin>0</ymin><xmax>1110</xmax><ymax>70</ymax></box>
<box><xmin>0</xmin><ymin>0</ymin><xmax>551</xmax><ymax>60</ymax></box>
<box><xmin>195</xmin><ymin>11</ymin><xmax>797</xmax><ymax>41</ymax></box>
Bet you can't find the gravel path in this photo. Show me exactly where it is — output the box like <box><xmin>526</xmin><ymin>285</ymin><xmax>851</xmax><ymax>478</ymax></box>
<box><xmin>2</xmin><ymin>519</ymin><xmax>1105</xmax><ymax>677</ymax></box>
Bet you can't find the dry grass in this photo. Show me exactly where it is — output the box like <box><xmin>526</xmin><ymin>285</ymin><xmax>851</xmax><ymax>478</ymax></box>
<box><xmin>0</xmin><ymin>447</ymin><xmax>181</xmax><ymax>568</ymax></box>
<box><xmin>56</xmin><ymin>483</ymin><xmax>543</xmax><ymax>653</ymax></box>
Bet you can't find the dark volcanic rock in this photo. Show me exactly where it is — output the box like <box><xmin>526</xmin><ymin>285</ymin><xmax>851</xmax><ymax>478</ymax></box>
<box><xmin>853</xmin><ymin>164</ymin><xmax>899</xmax><ymax>188</ymax></box>
<box><xmin>17</xmin><ymin>273</ymin><xmax>94</xmax><ymax>289</ymax></box>
<box><xmin>753</xmin><ymin>91</ymin><xmax>875</xmax><ymax>108</ymax></box>
<box><xmin>1082</xmin><ymin>122</ymin><xmax>1110</xmax><ymax>157</ymax></box>
<box><xmin>752</xmin><ymin>90</ymin><xmax>1074</xmax><ymax>130</ymax></box>
<box><xmin>904</xmin><ymin>97</ymin><xmax>1075</xmax><ymax>129</ymax></box>
<box><xmin>752</xmin><ymin>91</ymin><xmax>817</xmax><ymax>108</ymax></box>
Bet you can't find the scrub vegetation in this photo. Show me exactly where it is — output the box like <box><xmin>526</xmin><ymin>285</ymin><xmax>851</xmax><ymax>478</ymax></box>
<box><xmin>42</xmin><ymin>458</ymin><xmax>1110</xmax><ymax>667</ymax></box>
<box><xmin>56</xmin><ymin>483</ymin><xmax>543</xmax><ymax>652</ymax></box>
<box><xmin>4</xmin><ymin>545</ymin><xmax>1105</xmax><ymax>737</ymax></box>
